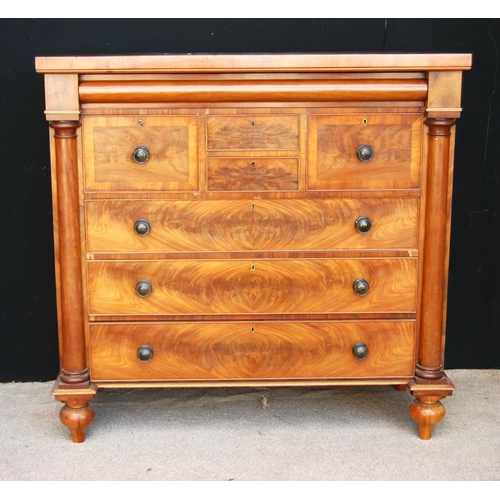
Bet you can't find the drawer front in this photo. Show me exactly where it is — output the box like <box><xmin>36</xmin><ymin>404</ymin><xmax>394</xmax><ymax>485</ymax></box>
<box><xmin>86</xmin><ymin>198</ymin><xmax>419</xmax><ymax>253</ymax></box>
<box><xmin>87</xmin><ymin>258</ymin><xmax>417</xmax><ymax>316</ymax></box>
<box><xmin>207</xmin><ymin>157</ymin><xmax>299</xmax><ymax>191</ymax></box>
<box><xmin>207</xmin><ymin>115</ymin><xmax>299</xmax><ymax>150</ymax></box>
<box><xmin>89</xmin><ymin>321</ymin><xmax>416</xmax><ymax>381</ymax></box>
<box><xmin>307</xmin><ymin>114</ymin><xmax>422</xmax><ymax>190</ymax></box>
<box><xmin>83</xmin><ymin>115</ymin><xmax>198</xmax><ymax>191</ymax></box>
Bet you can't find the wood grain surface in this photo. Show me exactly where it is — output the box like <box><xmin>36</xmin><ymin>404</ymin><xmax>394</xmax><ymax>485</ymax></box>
<box><xmin>87</xmin><ymin>258</ymin><xmax>418</xmax><ymax>316</ymax></box>
<box><xmin>35</xmin><ymin>53</ymin><xmax>472</xmax><ymax>74</ymax></box>
<box><xmin>83</xmin><ymin>115</ymin><xmax>198</xmax><ymax>191</ymax></box>
<box><xmin>86</xmin><ymin>198</ymin><xmax>419</xmax><ymax>253</ymax></box>
<box><xmin>207</xmin><ymin>157</ymin><xmax>299</xmax><ymax>191</ymax></box>
<box><xmin>89</xmin><ymin>320</ymin><xmax>416</xmax><ymax>381</ymax></box>
<box><xmin>307</xmin><ymin>114</ymin><xmax>422</xmax><ymax>190</ymax></box>
<box><xmin>207</xmin><ymin>115</ymin><xmax>299</xmax><ymax>150</ymax></box>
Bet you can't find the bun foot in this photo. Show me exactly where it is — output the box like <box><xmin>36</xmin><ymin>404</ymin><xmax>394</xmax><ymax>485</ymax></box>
<box><xmin>60</xmin><ymin>403</ymin><xmax>96</xmax><ymax>443</ymax></box>
<box><xmin>409</xmin><ymin>396</ymin><xmax>446</xmax><ymax>440</ymax></box>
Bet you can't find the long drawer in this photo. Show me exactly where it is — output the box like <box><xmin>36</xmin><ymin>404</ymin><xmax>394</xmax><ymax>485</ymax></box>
<box><xmin>87</xmin><ymin>258</ymin><xmax>418</xmax><ymax>316</ymax></box>
<box><xmin>89</xmin><ymin>320</ymin><xmax>416</xmax><ymax>381</ymax></box>
<box><xmin>86</xmin><ymin>198</ymin><xmax>419</xmax><ymax>253</ymax></box>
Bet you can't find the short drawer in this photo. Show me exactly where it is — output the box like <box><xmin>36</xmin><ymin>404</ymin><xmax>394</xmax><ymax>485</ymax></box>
<box><xmin>83</xmin><ymin>115</ymin><xmax>198</xmax><ymax>191</ymax></box>
<box><xmin>89</xmin><ymin>320</ymin><xmax>416</xmax><ymax>381</ymax></box>
<box><xmin>86</xmin><ymin>198</ymin><xmax>419</xmax><ymax>253</ymax></box>
<box><xmin>307</xmin><ymin>114</ymin><xmax>422</xmax><ymax>190</ymax></box>
<box><xmin>207</xmin><ymin>157</ymin><xmax>299</xmax><ymax>191</ymax></box>
<box><xmin>206</xmin><ymin>115</ymin><xmax>300</xmax><ymax>150</ymax></box>
<box><xmin>87</xmin><ymin>258</ymin><xmax>418</xmax><ymax>316</ymax></box>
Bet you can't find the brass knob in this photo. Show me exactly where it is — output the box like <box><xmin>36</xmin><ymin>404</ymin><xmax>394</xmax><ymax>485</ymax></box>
<box><xmin>136</xmin><ymin>280</ymin><xmax>152</xmax><ymax>298</ymax></box>
<box><xmin>352</xmin><ymin>342</ymin><xmax>369</xmax><ymax>360</ymax></box>
<box><xmin>355</xmin><ymin>216</ymin><xmax>372</xmax><ymax>234</ymax></box>
<box><xmin>137</xmin><ymin>345</ymin><xmax>153</xmax><ymax>362</ymax></box>
<box><xmin>356</xmin><ymin>145</ymin><xmax>374</xmax><ymax>162</ymax></box>
<box><xmin>353</xmin><ymin>278</ymin><xmax>370</xmax><ymax>296</ymax></box>
<box><xmin>134</xmin><ymin>219</ymin><xmax>150</xmax><ymax>236</ymax></box>
<box><xmin>132</xmin><ymin>146</ymin><xmax>150</xmax><ymax>164</ymax></box>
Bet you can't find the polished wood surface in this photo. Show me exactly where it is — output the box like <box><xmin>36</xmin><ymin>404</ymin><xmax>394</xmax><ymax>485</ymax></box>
<box><xmin>85</xmin><ymin>198</ymin><xmax>419</xmax><ymax>253</ymax></box>
<box><xmin>207</xmin><ymin>115</ymin><xmax>299</xmax><ymax>150</ymax></box>
<box><xmin>307</xmin><ymin>114</ymin><xmax>422</xmax><ymax>190</ymax></box>
<box><xmin>87</xmin><ymin>258</ymin><xmax>417</xmax><ymax>316</ymax></box>
<box><xmin>207</xmin><ymin>157</ymin><xmax>299</xmax><ymax>191</ymax></box>
<box><xmin>78</xmin><ymin>79</ymin><xmax>428</xmax><ymax>104</ymax></box>
<box><xmin>89</xmin><ymin>321</ymin><xmax>416</xmax><ymax>381</ymax></box>
<box><xmin>35</xmin><ymin>53</ymin><xmax>472</xmax><ymax>73</ymax></box>
<box><xmin>50</xmin><ymin>122</ymin><xmax>89</xmax><ymax>386</ymax></box>
<box><xmin>83</xmin><ymin>115</ymin><xmax>198</xmax><ymax>191</ymax></box>
<box><xmin>37</xmin><ymin>53</ymin><xmax>471</xmax><ymax>441</ymax></box>
<box><xmin>416</xmin><ymin>119</ymin><xmax>455</xmax><ymax>380</ymax></box>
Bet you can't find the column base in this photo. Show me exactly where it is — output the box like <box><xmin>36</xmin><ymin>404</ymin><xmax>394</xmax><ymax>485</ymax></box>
<box><xmin>408</xmin><ymin>374</ymin><xmax>454</xmax><ymax>440</ymax></box>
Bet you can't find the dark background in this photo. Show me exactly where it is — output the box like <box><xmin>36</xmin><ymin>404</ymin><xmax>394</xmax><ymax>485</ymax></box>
<box><xmin>0</xmin><ymin>19</ymin><xmax>498</xmax><ymax>382</ymax></box>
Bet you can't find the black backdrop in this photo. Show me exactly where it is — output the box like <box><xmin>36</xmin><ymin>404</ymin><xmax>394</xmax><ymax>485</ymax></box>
<box><xmin>0</xmin><ymin>19</ymin><xmax>498</xmax><ymax>382</ymax></box>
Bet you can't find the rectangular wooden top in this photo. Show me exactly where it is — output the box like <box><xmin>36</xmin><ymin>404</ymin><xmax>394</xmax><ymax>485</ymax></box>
<box><xmin>35</xmin><ymin>53</ymin><xmax>473</xmax><ymax>74</ymax></box>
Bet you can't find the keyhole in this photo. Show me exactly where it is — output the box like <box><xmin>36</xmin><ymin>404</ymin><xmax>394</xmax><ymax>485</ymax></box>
<box><xmin>251</xmin><ymin>203</ymin><xmax>256</xmax><ymax>210</ymax></box>
<box><xmin>251</xmin><ymin>119</ymin><xmax>255</xmax><ymax>126</ymax></box>
<box><xmin>251</xmin><ymin>326</ymin><xmax>255</xmax><ymax>333</ymax></box>
<box><xmin>138</xmin><ymin>120</ymin><xmax>144</xmax><ymax>126</ymax></box>
<box><xmin>251</xmin><ymin>264</ymin><xmax>256</xmax><ymax>271</ymax></box>
<box><xmin>363</xmin><ymin>118</ymin><xmax>368</xmax><ymax>126</ymax></box>
<box><xmin>251</xmin><ymin>162</ymin><xmax>255</xmax><ymax>169</ymax></box>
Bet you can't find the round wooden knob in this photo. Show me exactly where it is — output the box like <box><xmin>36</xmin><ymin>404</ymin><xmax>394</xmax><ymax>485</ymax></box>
<box><xmin>136</xmin><ymin>280</ymin><xmax>152</xmax><ymax>298</ymax></box>
<box><xmin>355</xmin><ymin>216</ymin><xmax>372</xmax><ymax>234</ymax></box>
<box><xmin>132</xmin><ymin>146</ymin><xmax>150</xmax><ymax>164</ymax></box>
<box><xmin>353</xmin><ymin>278</ymin><xmax>370</xmax><ymax>296</ymax></box>
<box><xmin>134</xmin><ymin>219</ymin><xmax>150</xmax><ymax>236</ymax></box>
<box><xmin>356</xmin><ymin>145</ymin><xmax>374</xmax><ymax>162</ymax></box>
<box><xmin>137</xmin><ymin>345</ymin><xmax>153</xmax><ymax>362</ymax></box>
<box><xmin>352</xmin><ymin>342</ymin><xmax>369</xmax><ymax>360</ymax></box>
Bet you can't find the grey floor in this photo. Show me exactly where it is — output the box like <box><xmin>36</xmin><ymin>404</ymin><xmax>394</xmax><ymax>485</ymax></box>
<box><xmin>1</xmin><ymin>369</ymin><xmax>499</xmax><ymax>481</ymax></box>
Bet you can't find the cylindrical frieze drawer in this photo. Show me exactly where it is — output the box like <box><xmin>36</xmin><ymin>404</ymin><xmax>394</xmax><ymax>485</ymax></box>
<box><xmin>86</xmin><ymin>198</ymin><xmax>419</xmax><ymax>253</ymax></box>
<box><xmin>83</xmin><ymin>115</ymin><xmax>199</xmax><ymax>192</ymax></box>
<box><xmin>87</xmin><ymin>258</ymin><xmax>418</xmax><ymax>316</ymax></box>
<box><xmin>207</xmin><ymin>157</ymin><xmax>299</xmax><ymax>191</ymax></box>
<box><xmin>206</xmin><ymin>115</ymin><xmax>299</xmax><ymax>150</ymax></box>
<box><xmin>88</xmin><ymin>320</ymin><xmax>416</xmax><ymax>381</ymax></box>
<box><xmin>78</xmin><ymin>79</ymin><xmax>427</xmax><ymax>104</ymax></box>
<box><xmin>307</xmin><ymin>114</ymin><xmax>423</xmax><ymax>190</ymax></box>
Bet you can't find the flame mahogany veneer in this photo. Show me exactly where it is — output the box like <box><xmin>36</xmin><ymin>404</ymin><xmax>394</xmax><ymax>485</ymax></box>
<box><xmin>36</xmin><ymin>53</ymin><xmax>471</xmax><ymax>442</ymax></box>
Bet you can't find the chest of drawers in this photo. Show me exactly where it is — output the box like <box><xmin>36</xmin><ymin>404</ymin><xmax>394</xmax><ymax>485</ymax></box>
<box><xmin>36</xmin><ymin>53</ymin><xmax>471</xmax><ymax>442</ymax></box>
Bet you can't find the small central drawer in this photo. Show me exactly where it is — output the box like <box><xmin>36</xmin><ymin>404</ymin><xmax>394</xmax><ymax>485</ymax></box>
<box><xmin>207</xmin><ymin>157</ymin><xmax>299</xmax><ymax>191</ymax></box>
<box><xmin>87</xmin><ymin>258</ymin><xmax>418</xmax><ymax>316</ymax></box>
<box><xmin>207</xmin><ymin>115</ymin><xmax>300</xmax><ymax>150</ymax></box>
<box><xmin>89</xmin><ymin>320</ymin><xmax>416</xmax><ymax>381</ymax></box>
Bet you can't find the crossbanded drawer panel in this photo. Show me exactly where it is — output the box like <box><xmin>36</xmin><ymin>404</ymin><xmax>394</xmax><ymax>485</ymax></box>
<box><xmin>307</xmin><ymin>114</ymin><xmax>422</xmax><ymax>191</ymax></box>
<box><xmin>83</xmin><ymin>115</ymin><xmax>198</xmax><ymax>191</ymax></box>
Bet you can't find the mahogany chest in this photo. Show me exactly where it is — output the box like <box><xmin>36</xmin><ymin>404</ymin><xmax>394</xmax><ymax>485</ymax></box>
<box><xmin>36</xmin><ymin>53</ymin><xmax>471</xmax><ymax>442</ymax></box>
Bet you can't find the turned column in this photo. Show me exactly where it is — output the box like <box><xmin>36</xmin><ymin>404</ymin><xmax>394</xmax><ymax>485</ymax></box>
<box><xmin>410</xmin><ymin>118</ymin><xmax>456</xmax><ymax>439</ymax></box>
<box><xmin>50</xmin><ymin>121</ymin><xmax>95</xmax><ymax>442</ymax></box>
